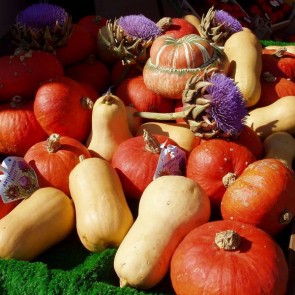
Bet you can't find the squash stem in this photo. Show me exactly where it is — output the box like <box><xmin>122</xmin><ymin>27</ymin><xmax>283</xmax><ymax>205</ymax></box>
<box><xmin>134</xmin><ymin>103</ymin><xmax>209</xmax><ymax>121</ymax></box>
<box><xmin>215</xmin><ymin>230</ymin><xmax>241</xmax><ymax>251</ymax></box>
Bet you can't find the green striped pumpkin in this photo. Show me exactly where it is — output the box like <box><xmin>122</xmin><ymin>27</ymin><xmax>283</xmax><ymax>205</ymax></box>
<box><xmin>143</xmin><ymin>34</ymin><xmax>224</xmax><ymax>99</ymax></box>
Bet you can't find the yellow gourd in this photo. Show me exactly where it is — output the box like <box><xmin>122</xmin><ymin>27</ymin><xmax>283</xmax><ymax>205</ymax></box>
<box><xmin>69</xmin><ymin>156</ymin><xmax>134</xmax><ymax>252</ymax></box>
<box><xmin>223</xmin><ymin>28</ymin><xmax>262</xmax><ymax>108</ymax></box>
<box><xmin>136</xmin><ymin>122</ymin><xmax>199</xmax><ymax>153</ymax></box>
<box><xmin>125</xmin><ymin>105</ymin><xmax>142</xmax><ymax>136</ymax></box>
<box><xmin>265</xmin><ymin>45</ymin><xmax>295</xmax><ymax>55</ymax></box>
<box><xmin>263</xmin><ymin>131</ymin><xmax>295</xmax><ymax>170</ymax></box>
<box><xmin>245</xmin><ymin>96</ymin><xmax>295</xmax><ymax>140</ymax></box>
<box><xmin>183</xmin><ymin>14</ymin><xmax>201</xmax><ymax>33</ymax></box>
<box><xmin>86</xmin><ymin>92</ymin><xmax>133</xmax><ymax>161</ymax></box>
<box><xmin>114</xmin><ymin>175</ymin><xmax>211</xmax><ymax>290</ymax></box>
<box><xmin>0</xmin><ymin>187</ymin><xmax>75</xmax><ymax>261</ymax></box>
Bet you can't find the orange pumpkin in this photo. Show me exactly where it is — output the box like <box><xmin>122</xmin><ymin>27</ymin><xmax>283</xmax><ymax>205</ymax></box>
<box><xmin>171</xmin><ymin>219</ymin><xmax>288</xmax><ymax>295</ymax></box>
<box><xmin>143</xmin><ymin>34</ymin><xmax>223</xmax><ymax>99</ymax></box>
<box><xmin>24</xmin><ymin>134</ymin><xmax>91</xmax><ymax>196</ymax></box>
<box><xmin>221</xmin><ymin>158</ymin><xmax>295</xmax><ymax>236</ymax></box>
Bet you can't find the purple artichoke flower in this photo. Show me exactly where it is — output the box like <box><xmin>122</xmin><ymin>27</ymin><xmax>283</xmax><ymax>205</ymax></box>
<box><xmin>215</xmin><ymin>10</ymin><xmax>243</xmax><ymax>34</ymax></box>
<box><xmin>16</xmin><ymin>3</ymin><xmax>68</xmax><ymax>31</ymax></box>
<box><xmin>205</xmin><ymin>73</ymin><xmax>247</xmax><ymax>135</ymax></box>
<box><xmin>118</xmin><ymin>14</ymin><xmax>162</xmax><ymax>41</ymax></box>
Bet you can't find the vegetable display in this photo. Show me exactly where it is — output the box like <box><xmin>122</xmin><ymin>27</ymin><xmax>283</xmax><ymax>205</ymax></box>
<box><xmin>0</xmin><ymin>2</ymin><xmax>294</xmax><ymax>295</ymax></box>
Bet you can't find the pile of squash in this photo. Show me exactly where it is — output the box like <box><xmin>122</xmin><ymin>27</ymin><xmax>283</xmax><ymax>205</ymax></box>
<box><xmin>0</xmin><ymin>5</ymin><xmax>295</xmax><ymax>295</ymax></box>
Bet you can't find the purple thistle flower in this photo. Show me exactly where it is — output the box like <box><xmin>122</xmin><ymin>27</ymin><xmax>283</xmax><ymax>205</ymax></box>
<box><xmin>16</xmin><ymin>3</ymin><xmax>68</xmax><ymax>31</ymax></box>
<box><xmin>205</xmin><ymin>73</ymin><xmax>247</xmax><ymax>135</ymax></box>
<box><xmin>215</xmin><ymin>10</ymin><xmax>243</xmax><ymax>34</ymax></box>
<box><xmin>118</xmin><ymin>14</ymin><xmax>162</xmax><ymax>41</ymax></box>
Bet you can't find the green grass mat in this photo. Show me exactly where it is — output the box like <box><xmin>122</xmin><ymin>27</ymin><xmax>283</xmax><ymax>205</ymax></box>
<box><xmin>260</xmin><ymin>40</ymin><xmax>295</xmax><ymax>47</ymax></box>
<box><xmin>0</xmin><ymin>231</ymin><xmax>175</xmax><ymax>295</ymax></box>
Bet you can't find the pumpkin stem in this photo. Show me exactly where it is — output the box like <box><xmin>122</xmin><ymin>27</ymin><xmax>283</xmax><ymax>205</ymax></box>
<box><xmin>10</xmin><ymin>95</ymin><xmax>24</xmax><ymax>108</ymax></box>
<box><xmin>143</xmin><ymin>129</ymin><xmax>161</xmax><ymax>154</ymax></box>
<box><xmin>46</xmin><ymin>133</ymin><xmax>61</xmax><ymax>153</ymax></box>
<box><xmin>79</xmin><ymin>155</ymin><xmax>86</xmax><ymax>162</ymax></box>
<box><xmin>215</xmin><ymin>230</ymin><xmax>241</xmax><ymax>251</ymax></box>
<box><xmin>81</xmin><ymin>97</ymin><xmax>94</xmax><ymax>110</ymax></box>
<box><xmin>279</xmin><ymin>209</ymin><xmax>294</xmax><ymax>225</ymax></box>
<box><xmin>222</xmin><ymin>172</ymin><xmax>237</xmax><ymax>187</ymax></box>
<box><xmin>262</xmin><ymin>71</ymin><xmax>277</xmax><ymax>83</ymax></box>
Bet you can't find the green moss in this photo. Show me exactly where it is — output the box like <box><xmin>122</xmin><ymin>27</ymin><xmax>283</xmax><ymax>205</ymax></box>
<box><xmin>0</xmin><ymin>232</ymin><xmax>175</xmax><ymax>295</ymax></box>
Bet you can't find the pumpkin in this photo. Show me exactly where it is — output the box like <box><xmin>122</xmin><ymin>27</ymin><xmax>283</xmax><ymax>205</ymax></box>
<box><xmin>24</xmin><ymin>133</ymin><xmax>91</xmax><ymax>196</ymax></box>
<box><xmin>231</xmin><ymin>125</ymin><xmax>264</xmax><ymax>159</ymax></box>
<box><xmin>33</xmin><ymin>76</ymin><xmax>94</xmax><ymax>143</ymax></box>
<box><xmin>114</xmin><ymin>175</ymin><xmax>210</xmax><ymax>290</ymax></box>
<box><xmin>111</xmin><ymin>130</ymin><xmax>179</xmax><ymax>200</ymax></box>
<box><xmin>111</xmin><ymin>60</ymin><xmax>142</xmax><ymax>85</ymax></box>
<box><xmin>54</xmin><ymin>24</ymin><xmax>96</xmax><ymax>66</ymax></box>
<box><xmin>221</xmin><ymin>158</ymin><xmax>295</xmax><ymax>236</ymax></box>
<box><xmin>0</xmin><ymin>96</ymin><xmax>47</xmax><ymax>157</ymax></box>
<box><xmin>200</xmin><ymin>125</ymin><xmax>264</xmax><ymax>160</ymax></box>
<box><xmin>143</xmin><ymin>34</ymin><xmax>224</xmax><ymax>99</ymax></box>
<box><xmin>65</xmin><ymin>54</ymin><xmax>110</xmax><ymax>95</ymax></box>
<box><xmin>261</xmin><ymin>48</ymin><xmax>295</xmax><ymax>81</ymax></box>
<box><xmin>170</xmin><ymin>219</ymin><xmax>288</xmax><ymax>295</ymax></box>
<box><xmin>186</xmin><ymin>139</ymin><xmax>256</xmax><ymax>209</ymax></box>
<box><xmin>0</xmin><ymin>49</ymin><xmax>64</xmax><ymax>102</ymax></box>
<box><xmin>77</xmin><ymin>15</ymin><xmax>107</xmax><ymax>41</ymax></box>
<box><xmin>114</xmin><ymin>75</ymin><xmax>174</xmax><ymax>113</ymax></box>
<box><xmin>255</xmin><ymin>76</ymin><xmax>295</xmax><ymax>108</ymax></box>
<box><xmin>163</xmin><ymin>17</ymin><xmax>200</xmax><ymax>38</ymax></box>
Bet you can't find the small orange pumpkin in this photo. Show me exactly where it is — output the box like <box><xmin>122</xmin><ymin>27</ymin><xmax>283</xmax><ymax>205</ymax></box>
<box><xmin>221</xmin><ymin>158</ymin><xmax>295</xmax><ymax>236</ymax></box>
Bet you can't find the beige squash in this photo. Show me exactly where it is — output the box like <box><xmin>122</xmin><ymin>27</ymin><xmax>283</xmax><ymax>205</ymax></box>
<box><xmin>114</xmin><ymin>175</ymin><xmax>211</xmax><ymax>290</ymax></box>
<box><xmin>263</xmin><ymin>131</ymin><xmax>295</xmax><ymax>170</ymax></box>
<box><xmin>69</xmin><ymin>156</ymin><xmax>134</xmax><ymax>252</ymax></box>
<box><xmin>0</xmin><ymin>187</ymin><xmax>75</xmax><ymax>260</ymax></box>
<box><xmin>224</xmin><ymin>28</ymin><xmax>262</xmax><ymax>107</ymax></box>
<box><xmin>245</xmin><ymin>96</ymin><xmax>295</xmax><ymax>140</ymax></box>
<box><xmin>86</xmin><ymin>92</ymin><xmax>133</xmax><ymax>161</ymax></box>
<box><xmin>136</xmin><ymin>122</ymin><xmax>199</xmax><ymax>153</ymax></box>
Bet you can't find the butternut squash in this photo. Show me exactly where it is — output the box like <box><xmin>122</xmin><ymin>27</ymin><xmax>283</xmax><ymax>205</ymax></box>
<box><xmin>265</xmin><ymin>45</ymin><xmax>295</xmax><ymax>55</ymax></box>
<box><xmin>86</xmin><ymin>92</ymin><xmax>133</xmax><ymax>161</ymax></box>
<box><xmin>114</xmin><ymin>175</ymin><xmax>211</xmax><ymax>290</ymax></box>
<box><xmin>69</xmin><ymin>156</ymin><xmax>134</xmax><ymax>252</ymax></box>
<box><xmin>125</xmin><ymin>105</ymin><xmax>142</xmax><ymax>136</ymax></box>
<box><xmin>0</xmin><ymin>187</ymin><xmax>75</xmax><ymax>261</ymax></box>
<box><xmin>223</xmin><ymin>29</ymin><xmax>262</xmax><ymax>108</ymax></box>
<box><xmin>183</xmin><ymin>14</ymin><xmax>201</xmax><ymax>34</ymax></box>
<box><xmin>263</xmin><ymin>131</ymin><xmax>295</xmax><ymax>170</ymax></box>
<box><xmin>136</xmin><ymin>122</ymin><xmax>199</xmax><ymax>153</ymax></box>
<box><xmin>245</xmin><ymin>96</ymin><xmax>295</xmax><ymax>140</ymax></box>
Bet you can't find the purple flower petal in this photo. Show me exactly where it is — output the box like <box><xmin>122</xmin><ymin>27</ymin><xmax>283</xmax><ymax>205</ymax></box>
<box><xmin>215</xmin><ymin>10</ymin><xmax>243</xmax><ymax>33</ymax></box>
<box><xmin>206</xmin><ymin>73</ymin><xmax>247</xmax><ymax>135</ymax></box>
<box><xmin>118</xmin><ymin>14</ymin><xmax>162</xmax><ymax>41</ymax></box>
<box><xmin>17</xmin><ymin>3</ymin><xmax>68</xmax><ymax>31</ymax></box>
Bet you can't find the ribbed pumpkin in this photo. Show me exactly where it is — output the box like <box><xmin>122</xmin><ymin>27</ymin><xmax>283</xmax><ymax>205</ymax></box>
<box><xmin>143</xmin><ymin>34</ymin><xmax>223</xmax><ymax>99</ymax></box>
<box><xmin>170</xmin><ymin>219</ymin><xmax>289</xmax><ymax>295</ymax></box>
<box><xmin>24</xmin><ymin>134</ymin><xmax>91</xmax><ymax>196</ymax></box>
